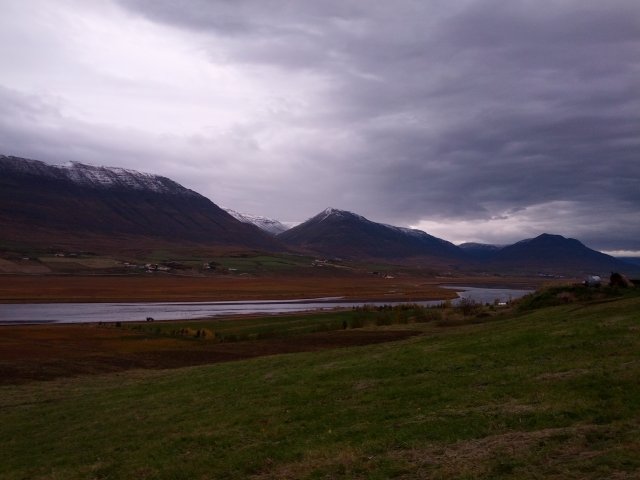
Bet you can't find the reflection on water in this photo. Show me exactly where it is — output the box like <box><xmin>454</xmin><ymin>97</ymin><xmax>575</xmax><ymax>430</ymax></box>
<box><xmin>442</xmin><ymin>285</ymin><xmax>531</xmax><ymax>305</ymax></box>
<box><xmin>0</xmin><ymin>286</ymin><xmax>532</xmax><ymax>325</ymax></box>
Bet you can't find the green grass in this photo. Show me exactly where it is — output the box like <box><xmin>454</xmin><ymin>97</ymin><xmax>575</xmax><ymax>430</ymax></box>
<box><xmin>141</xmin><ymin>251</ymin><xmax>317</xmax><ymax>273</ymax></box>
<box><xmin>207</xmin><ymin>254</ymin><xmax>317</xmax><ymax>273</ymax></box>
<box><xmin>516</xmin><ymin>283</ymin><xmax>639</xmax><ymax>310</ymax></box>
<box><xmin>126</xmin><ymin>306</ymin><xmax>443</xmax><ymax>341</ymax></box>
<box><xmin>129</xmin><ymin>310</ymin><xmax>356</xmax><ymax>341</ymax></box>
<box><xmin>1</xmin><ymin>292</ymin><xmax>639</xmax><ymax>479</ymax></box>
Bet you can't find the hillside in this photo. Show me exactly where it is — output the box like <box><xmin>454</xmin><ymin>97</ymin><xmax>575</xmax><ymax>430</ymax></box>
<box><xmin>278</xmin><ymin>208</ymin><xmax>465</xmax><ymax>262</ymax></box>
<box><xmin>0</xmin><ymin>155</ymin><xmax>281</xmax><ymax>251</ymax></box>
<box><xmin>458</xmin><ymin>242</ymin><xmax>502</xmax><ymax>260</ymax></box>
<box><xmin>2</xmin><ymin>289</ymin><xmax>639</xmax><ymax>478</ymax></box>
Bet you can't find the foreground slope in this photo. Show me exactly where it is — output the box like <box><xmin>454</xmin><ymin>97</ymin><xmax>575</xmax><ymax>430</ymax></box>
<box><xmin>279</xmin><ymin>207</ymin><xmax>464</xmax><ymax>262</ymax></box>
<box><xmin>2</xmin><ymin>290</ymin><xmax>639</xmax><ymax>479</ymax></box>
<box><xmin>0</xmin><ymin>155</ymin><xmax>281</xmax><ymax>250</ymax></box>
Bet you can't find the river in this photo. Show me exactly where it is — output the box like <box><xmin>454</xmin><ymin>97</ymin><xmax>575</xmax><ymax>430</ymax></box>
<box><xmin>0</xmin><ymin>286</ymin><xmax>532</xmax><ymax>325</ymax></box>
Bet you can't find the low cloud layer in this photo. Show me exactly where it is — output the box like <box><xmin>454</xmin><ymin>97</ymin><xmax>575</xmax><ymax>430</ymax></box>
<box><xmin>1</xmin><ymin>0</ymin><xmax>639</xmax><ymax>250</ymax></box>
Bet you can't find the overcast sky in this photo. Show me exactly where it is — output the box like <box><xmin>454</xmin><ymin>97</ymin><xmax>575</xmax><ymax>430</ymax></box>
<box><xmin>1</xmin><ymin>0</ymin><xmax>639</xmax><ymax>253</ymax></box>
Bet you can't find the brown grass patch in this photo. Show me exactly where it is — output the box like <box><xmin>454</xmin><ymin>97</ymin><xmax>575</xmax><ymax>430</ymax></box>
<box><xmin>536</xmin><ymin>368</ymin><xmax>590</xmax><ymax>381</ymax></box>
<box><xmin>0</xmin><ymin>323</ymin><xmax>420</xmax><ymax>385</ymax></box>
<box><xmin>391</xmin><ymin>424</ymin><xmax>610</xmax><ymax>479</ymax></box>
<box><xmin>251</xmin><ymin>424</ymin><xmax>619</xmax><ymax>480</ymax></box>
<box><xmin>0</xmin><ymin>274</ymin><xmax>462</xmax><ymax>303</ymax></box>
<box><xmin>251</xmin><ymin>447</ymin><xmax>367</xmax><ymax>480</ymax></box>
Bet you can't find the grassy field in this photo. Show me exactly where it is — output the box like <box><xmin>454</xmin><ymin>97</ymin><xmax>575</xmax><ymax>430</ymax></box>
<box><xmin>1</xmin><ymin>288</ymin><xmax>639</xmax><ymax>479</ymax></box>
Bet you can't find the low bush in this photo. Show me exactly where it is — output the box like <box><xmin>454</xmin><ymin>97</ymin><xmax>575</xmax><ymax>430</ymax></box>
<box><xmin>516</xmin><ymin>284</ymin><xmax>638</xmax><ymax>311</ymax></box>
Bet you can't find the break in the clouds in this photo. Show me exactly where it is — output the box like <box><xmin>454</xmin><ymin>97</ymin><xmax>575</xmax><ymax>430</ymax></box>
<box><xmin>1</xmin><ymin>0</ymin><xmax>639</xmax><ymax>251</ymax></box>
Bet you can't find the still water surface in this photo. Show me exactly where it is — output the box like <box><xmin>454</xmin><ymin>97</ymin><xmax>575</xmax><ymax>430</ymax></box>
<box><xmin>0</xmin><ymin>286</ymin><xmax>532</xmax><ymax>325</ymax></box>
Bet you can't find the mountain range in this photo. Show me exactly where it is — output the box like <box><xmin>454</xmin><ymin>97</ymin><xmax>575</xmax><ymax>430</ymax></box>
<box><xmin>1</xmin><ymin>154</ymin><xmax>636</xmax><ymax>276</ymax></box>
<box><xmin>0</xmin><ymin>155</ymin><xmax>279</xmax><ymax>251</ymax></box>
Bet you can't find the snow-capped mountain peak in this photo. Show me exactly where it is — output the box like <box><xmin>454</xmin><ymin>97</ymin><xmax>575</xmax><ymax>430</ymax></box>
<box><xmin>223</xmin><ymin>208</ymin><xmax>290</xmax><ymax>235</ymax></box>
<box><xmin>316</xmin><ymin>207</ymin><xmax>366</xmax><ymax>223</ymax></box>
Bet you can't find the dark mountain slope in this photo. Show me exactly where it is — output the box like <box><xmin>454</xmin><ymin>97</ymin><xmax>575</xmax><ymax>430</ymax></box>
<box><xmin>488</xmin><ymin>233</ymin><xmax>634</xmax><ymax>275</ymax></box>
<box><xmin>618</xmin><ymin>257</ymin><xmax>640</xmax><ymax>268</ymax></box>
<box><xmin>278</xmin><ymin>208</ymin><xmax>464</xmax><ymax>261</ymax></box>
<box><xmin>0</xmin><ymin>155</ymin><xmax>281</xmax><ymax>250</ymax></box>
<box><xmin>458</xmin><ymin>242</ymin><xmax>502</xmax><ymax>260</ymax></box>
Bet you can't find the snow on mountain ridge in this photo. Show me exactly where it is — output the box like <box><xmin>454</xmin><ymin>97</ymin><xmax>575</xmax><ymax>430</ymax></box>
<box><xmin>58</xmin><ymin>161</ymin><xmax>188</xmax><ymax>194</ymax></box>
<box><xmin>224</xmin><ymin>208</ymin><xmax>289</xmax><ymax>235</ymax></box>
<box><xmin>0</xmin><ymin>155</ymin><xmax>194</xmax><ymax>195</ymax></box>
<box><xmin>316</xmin><ymin>207</ymin><xmax>367</xmax><ymax>223</ymax></box>
<box><xmin>385</xmin><ymin>224</ymin><xmax>429</xmax><ymax>238</ymax></box>
<box><xmin>458</xmin><ymin>242</ymin><xmax>503</xmax><ymax>250</ymax></box>
<box><xmin>313</xmin><ymin>207</ymin><xmax>453</xmax><ymax>244</ymax></box>
<box><xmin>385</xmin><ymin>224</ymin><xmax>457</xmax><ymax>247</ymax></box>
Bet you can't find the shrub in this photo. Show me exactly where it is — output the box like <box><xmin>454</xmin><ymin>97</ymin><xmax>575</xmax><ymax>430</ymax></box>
<box><xmin>458</xmin><ymin>298</ymin><xmax>482</xmax><ymax>316</ymax></box>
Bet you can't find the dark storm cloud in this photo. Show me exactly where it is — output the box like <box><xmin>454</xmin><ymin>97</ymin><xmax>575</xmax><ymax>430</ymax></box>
<box><xmin>3</xmin><ymin>0</ymin><xmax>639</xmax><ymax>250</ymax></box>
<box><xmin>117</xmin><ymin>0</ymin><xmax>640</xmax><ymax>250</ymax></box>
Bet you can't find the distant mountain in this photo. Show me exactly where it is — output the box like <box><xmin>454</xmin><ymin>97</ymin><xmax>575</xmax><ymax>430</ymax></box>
<box><xmin>0</xmin><ymin>155</ymin><xmax>281</xmax><ymax>251</ymax></box>
<box><xmin>224</xmin><ymin>208</ymin><xmax>289</xmax><ymax>235</ymax></box>
<box><xmin>487</xmin><ymin>233</ymin><xmax>634</xmax><ymax>275</ymax></box>
<box><xmin>617</xmin><ymin>257</ymin><xmax>640</xmax><ymax>268</ymax></box>
<box><xmin>458</xmin><ymin>242</ymin><xmax>502</xmax><ymax>260</ymax></box>
<box><xmin>278</xmin><ymin>207</ymin><xmax>464</xmax><ymax>262</ymax></box>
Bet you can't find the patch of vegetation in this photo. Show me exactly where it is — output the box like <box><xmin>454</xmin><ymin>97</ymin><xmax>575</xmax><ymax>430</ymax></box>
<box><xmin>206</xmin><ymin>253</ymin><xmax>317</xmax><ymax>273</ymax></box>
<box><xmin>126</xmin><ymin>305</ymin><xmax>449</xmax><ymax>342</ymax></box>
<box><xmin>1</xmin><ymin>294</ymin><xmax>639</xmax><ymax>478</ymax></box>
<box><xmin>516</xmin><ymin>283</ymin><xmax>638</xmax><ymax>311</ymax></box>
